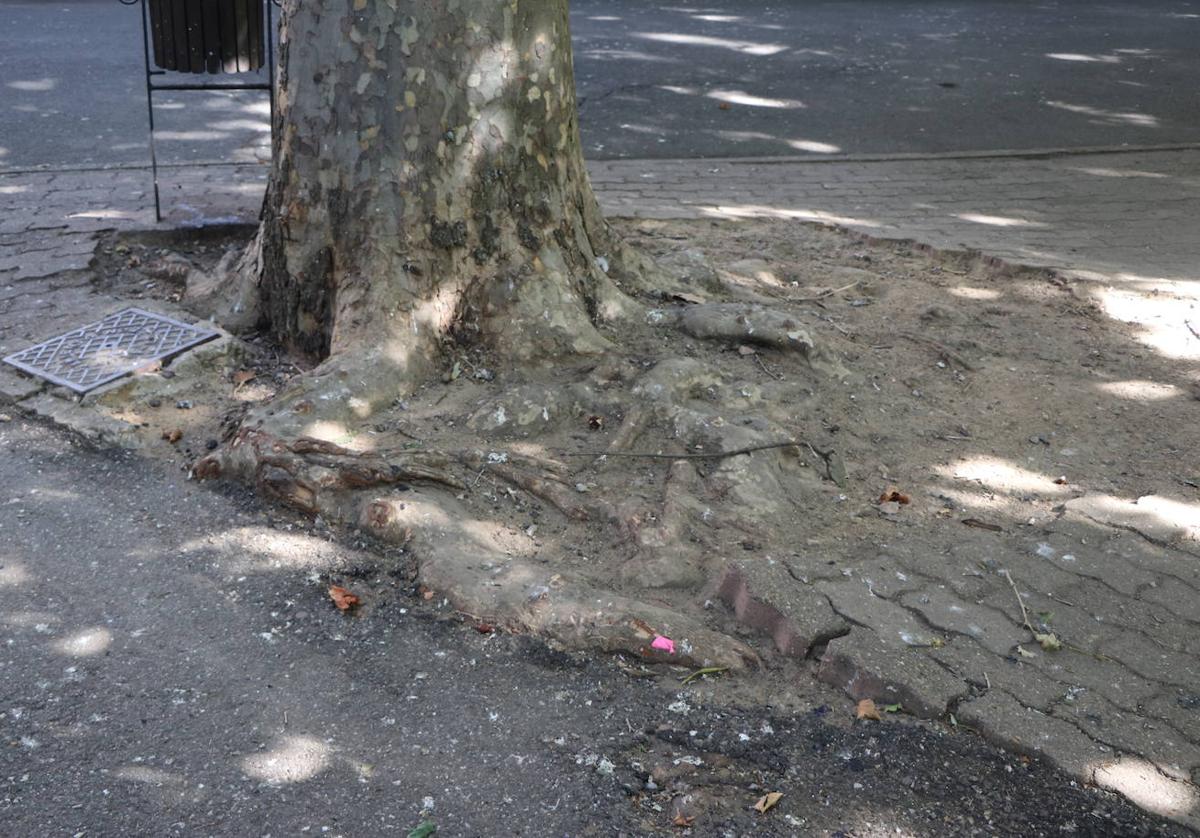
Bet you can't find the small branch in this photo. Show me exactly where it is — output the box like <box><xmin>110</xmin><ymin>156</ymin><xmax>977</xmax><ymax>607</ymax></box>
<box><xmin>793</xmin><ymin>280</ymin><xmax>860</xmax><ymax>303</ymax></box>
<box><xmin>897</xmin><ymin>331</ymin><xmax>978</xmax><ymax>371</ymax></box>
<box><xmin>1002</xmin><ymin>569</ymin><xmax>1034</xmax><ymax>635</ymax></box>
<box><xmin>571</xmin><ymin>440</ymin><xmax>801</xmax><ymax>461</ymax></box>
<box><xmin>754</xmin><ymin>353</ymin><xmax>782</xmax><ymax>380</ymax></box>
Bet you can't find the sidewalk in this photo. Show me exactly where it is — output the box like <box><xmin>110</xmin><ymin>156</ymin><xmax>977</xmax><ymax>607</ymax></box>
<box><xmin>2</xmin><ymin>148</ymin><xmax>1200</xmax><ymax>827</ymax></box>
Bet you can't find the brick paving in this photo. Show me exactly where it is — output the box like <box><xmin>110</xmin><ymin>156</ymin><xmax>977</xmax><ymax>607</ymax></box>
<box><xmin>2</xmin><ymin>148</ymin><xmax>1200</xmax><ymax>826</ymax></box>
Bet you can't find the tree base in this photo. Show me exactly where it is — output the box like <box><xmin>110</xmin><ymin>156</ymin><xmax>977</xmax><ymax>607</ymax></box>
<box><xmin>192</xmin><ymin>232</ymin><xmax>851</xmax><ymax>669</ymax></box>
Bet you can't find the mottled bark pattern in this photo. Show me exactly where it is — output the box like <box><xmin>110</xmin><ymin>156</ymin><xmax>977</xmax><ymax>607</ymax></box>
<box><xmin>260</xmin><ymin>0</ymin><xmax>629</xmax><ymax>373</ymax></box>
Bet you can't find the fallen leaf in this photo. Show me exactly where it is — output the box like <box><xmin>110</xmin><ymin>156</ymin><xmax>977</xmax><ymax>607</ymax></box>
<box><xmin>1053</xmin><ymin>476</ymin><xmax>1069</xmax><ymax>485</ymax></box>
<box><xmin>737</xmin><ymin>345</ymin><xmax>757</xmax><ymax>356</ymax></box>
<box><xmin>879</xmin><ymin>487</ymin><xmax>911</xmax><ymax>505</ymax></box>
<box><xmin>753</xmin><ymin>791</ymin><xmax>783</xmax><ymax>813</ymax></box>
<box><xmin>1017</xmin><ymin>646</ymin><xmax>1037</xmax><ymax>658</ymax></box>
<box><xmin>672</xmin><ymin>814</ymin><xmax>696</xmax><ymax>827</ymax></box>
<box><xmin>162</xmin><ymin>428</ymin><xmax>183</xmax><ymax>444</ymax></box>
<box><xmin>962</xmin><ymin>518</ymin><xmax>1003</xmax><ymax>532</ymax></box>
<box><xmin>407</xmin><ymin>822</ymin><xmax>437</xmax><ymax>838</ymax></box>
<box><xmin>1035</xmin><ymin>631</ymin><xmax>1063</xmax><ymax>651</ymax></box>
<box><xmin>856</xmin><ymin>698</ymin><xmax>882</xmax><ymax>721</ymax></box>
<box><xmin>587</xmin><ymin>415</ymin><xmax>604</xmax><ymax>430</ymax></box>
<box><xmin>883</xmin><ymin>703</ymin><xmax>903</xmax><ymax>713</ymax></box>
<box><xmin>328</xmin><ymin>585</ymin><xmax>360</xmax><ymax>611</ymax></box>
<box><xmin>718</xmin><ymin>102</ymin><xmax>731</xmax><ymax>110</ymax></box>
<box><xmin>475</xmin><ymin>623</ymin><xmax>495</xmax><ymax>634</ymax></box>
<box><xmin>232</xmin><ymin>369</ymin><xmax>256</xmax><ymax>388</ymax></box>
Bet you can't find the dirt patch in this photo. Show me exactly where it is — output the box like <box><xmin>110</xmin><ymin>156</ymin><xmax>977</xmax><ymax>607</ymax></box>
<box><xmin>71</xmin><ymin>217</ymin><xmax>1200</xmax><ymax>826</ymax></box>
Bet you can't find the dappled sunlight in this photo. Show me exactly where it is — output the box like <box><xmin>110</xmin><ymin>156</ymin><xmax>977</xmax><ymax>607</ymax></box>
<box><xmin>633</xmin><ymin>32</ymin><xmax>787</xmax><ymax>56</ymax></box>
<box><xmin>940</xmin><ymin>457</ymin><xmax>1071</xmax><ymax>498</ymax></box>
<box><xmin>0</xmin><ymin>560</ymin><xmax>31</xmax><ymax>588</ymax></box>
<box><xmin>0</xmin><ymin>610</ymin><xmax>60</xmax><ymax>628</ymax></box>
<box><xmin>948</xmin><ymin>286</ymin><xmax>1002</xmax><ymax>301</ymax></box>
<box><xmin>68</xmin><ymin>209</ymin><xmax>137</xmax><ymax>221</ymax></box>
<box><xmin>702</xmin><ymin>204</ymin><xmax>883</xmax><ymax>228</ymax></box>
<box><xmin>786</xmin><ymin>139</ymin><xmax>840</xmax><ymax>153</ymax></box>
<box><xmin>1045</xmin><ymin>53</ymin><xmax>1120</xmax><ymax>64</ymax></box>
<box><xmin>1044</xmin><ymin>100</ymin><xmax>1158</xmax><ymax>127</ymax></box>
<box><xmin>1093</xmin><ymin>285</ymin><xmax>1200</xmax><ymax>360</ymax></box>
<box><xmin>705</xmin><ymin>89</ymin><xmax>803</xmax><ymax>110</ymax></box>
<box><xmin>53</xmin><ymin>627</ymin><xmax>113</xmax><ymax>657</ymax></box>
<box><xmin>1071</xmin><ymin>166</ymin><xmax>1167</xmax><ymax>179</ymax></box>
<box><xmin>1070</xmin><ymin>493</ymin><xmax>1200</xmax><ymax>543</ymax></box>
<box><xmin>1097</xmin><ymin>380</ymin><xmax>1184</xmax><ymax>401</ymax></box>
<box><xmin>300</xmin><ymin>420</ymin><xmax>374</xmax><ymax>451</ymax></box>
<box><xmin>7</xmin><ymin>78</ymin><xmax>57</xmax><ymax>92</ymax></box>
<box><xmin>956</xmin><ymin>213</ymin><xmax>1047</xmax><ymax>229</ymax></box>
<box><xmin>115</xmin><ymin>765</ymin><xmax>185</xmax><ymax>786</ymax></box>
<box><xmin>181</xmin><ymin>527</ymin><xmax>353</xmax><ymax>574</ymax></box>
<box><xmin>241</xmin><ymin>735</ymin><xmax>331</xmax><ymax>785</ymax></box>
<box><xmin>1092</xmin><ymin>757</ymin><xmax>1198</xmax><ymax>819</ymax></box>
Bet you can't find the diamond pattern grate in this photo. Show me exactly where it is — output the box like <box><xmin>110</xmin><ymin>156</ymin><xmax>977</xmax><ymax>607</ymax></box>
<box><xmin>2</xmin><ymin>307</ymin><xmax>219</xmax><ymax>394</ymax></box>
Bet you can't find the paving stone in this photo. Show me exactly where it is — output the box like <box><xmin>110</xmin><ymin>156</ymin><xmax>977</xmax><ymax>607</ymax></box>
<box><xmin>929</xmin><ymin>637</ymin><xmax>1066</xmax><ymax>710</ymax></box>
<box><xmin>898</xmin><ymin>587</ymin><xmax>1027</xmax><ymax>656</ymax></box>
<box><xmin>1050</xmin><ymin>690</ymin><xmax>1200</xmax><ymax>782</ymax></box>
<box><xmin>817</xmin><ymin>629</ymin><xmax>968</xmax><ymax>718</ymax></box>
<box><xmin>714</xmin><ymin>559</ymin><xmax>848</xmax><ymax>658</ymax></box>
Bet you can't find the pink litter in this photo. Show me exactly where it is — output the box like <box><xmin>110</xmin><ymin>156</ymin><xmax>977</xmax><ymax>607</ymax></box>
<box><xmin>651</xmin><ymin>635</ymin><xmax>676</xmax><ymax>655</ymax></box>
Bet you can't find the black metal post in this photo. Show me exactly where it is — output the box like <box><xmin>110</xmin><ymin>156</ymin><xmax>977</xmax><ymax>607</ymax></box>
<box><xmin>135</xmin><ymin>0</ymin><xmax>163</xmax><ymax>221</ymax></box>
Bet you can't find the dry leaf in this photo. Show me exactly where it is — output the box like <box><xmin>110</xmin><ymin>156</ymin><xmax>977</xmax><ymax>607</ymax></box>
<box><xmin>587</xmin><ymin>415</ymin><xmax>604</xmax><ymax>430</ymax></box>
<box><xmin>737</xmin><ymin>345</ymin><xmax>757</xmax><ymax>356</ymax></box>
<box><xmin>232</xmin><ymin>369</ymin><xmax>256</xmax><ymax>388</ymax></box>
<box><xmin>162</xmin><ymin>428</ymin><xmax>183</xmax><ymax>444</ymax></box>
<box><xmin>475</xmin><ymin>623</ymin><xmax>495</xmax><ymax>634</ymax></box>
<box><xmin>753</xmin><ymin>792</ymin><xmax>783</xmax><ymax>813</ymax></box>
<box><xmin>879</xmin><ymin>487</ymin><xmax>911</xmax><ymax>505</ymax></box>
<box><xmin>856</xmin><ymin>698</ymin><xmax>882</xmax><ymax>721</ymax></box>
<box><xmin>420</xmin><ymin>586</ymin><xmax>436</xmax><ymax>600</ymax></box>
<box><xmin>1053</xmin><ymin>476</ymin><xmax>1069</xmax><ymax>485</ymax></box>
<box><xmin>672</xmin><ymin>814</ymin><xmax>696</xmax><ymax>827</ymax></box>
<box><xmin>718</xmin><ymin>102</ymin><xmax>731</xmax><ymax>110</ymax></box>
<box><xmin>328</xmin><ymin>585</ymin><xmax>360</xmax><ymax>611</ymax></box>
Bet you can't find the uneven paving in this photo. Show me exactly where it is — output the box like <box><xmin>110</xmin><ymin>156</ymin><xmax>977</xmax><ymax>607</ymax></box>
<box><xmin>2</xmin><ymin>149</ymin><xmax>1200</xmax><ymax>828</ymax></box>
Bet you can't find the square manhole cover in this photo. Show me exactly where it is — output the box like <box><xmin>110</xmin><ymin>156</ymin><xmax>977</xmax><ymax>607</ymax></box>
<box><xmin>2</xmin><ymin>307</ymin><xmax>219</xmax><ymax>394</ymax></box>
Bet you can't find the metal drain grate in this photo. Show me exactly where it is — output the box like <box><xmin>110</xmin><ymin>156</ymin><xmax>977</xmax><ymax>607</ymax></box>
<box><xmin>2</xmin><ymin>307</ymin><xmax>219</xmax><ymax>394</ymax></box>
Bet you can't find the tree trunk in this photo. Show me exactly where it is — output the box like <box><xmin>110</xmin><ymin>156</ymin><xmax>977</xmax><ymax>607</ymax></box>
<box><xmin>257</xmin><ymin>0</ymin><xmax>635</xmax><ymax>387</ymax></box>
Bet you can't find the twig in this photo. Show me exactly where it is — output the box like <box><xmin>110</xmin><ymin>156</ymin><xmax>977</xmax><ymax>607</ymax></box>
<box><xmin>1047</xmin><ymin>593</ymin><xmax>1075</xmax><ymax>608</ymax></box>
<box><xmin>983</xmin><ymin>672</ymin><xmax>991</xmax><ymax>690</ymax></box>
<box><xmin>1186</xmin><ymin>320</ymin><xmax>1200</xmax><ymax>341</ymax></box>
<box><xmin>681</xmin><ymin>666</ymin><xmax>730</xmax><ymax>686</ymax></box>
<box><xmin>793</xmin><ymin>279</ymin><xmax>860</xmax><ymax>303</ymax></box>
<box><xmin>897</xmin><ymin>332</ymin><xmax>978</xmax><ymax>371</ymax></box>
<box><xmin>755</xmin><ymin>353</ymin><xmax>782</xmax><ymax>380</ymax></box>
<box><xmin>570</xmin><ymin>440</ymin><xmax>801</xmax><ymax>460</ymax></box>
<box><xmin>1002</xmin><ymin>569</ymin><xmax>1037</xmax><ymax>639</ymax></box>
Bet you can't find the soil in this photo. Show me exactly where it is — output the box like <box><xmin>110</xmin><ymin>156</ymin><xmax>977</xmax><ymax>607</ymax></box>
<box><xmin>79</xmin><ymin>217</ymin><xmax>1200</xmax><ymax>827</ymax></box>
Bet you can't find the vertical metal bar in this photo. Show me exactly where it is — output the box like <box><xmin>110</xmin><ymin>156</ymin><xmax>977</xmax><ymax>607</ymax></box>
<box><xmin>267</xmin><ymin>0</ymin><xmax>275</xmax><ymax>131</ymax></box>
<box><xmin>139</xmin><ymin>0</ymin><xmax>162</xmax><ymax>221</ymax></box>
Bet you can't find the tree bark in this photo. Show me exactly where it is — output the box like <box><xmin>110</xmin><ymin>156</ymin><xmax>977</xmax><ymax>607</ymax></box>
<box><xmin>257</xmin><ymin>0</ymin><xmax>636</xmax><ymax>387</ymax></box>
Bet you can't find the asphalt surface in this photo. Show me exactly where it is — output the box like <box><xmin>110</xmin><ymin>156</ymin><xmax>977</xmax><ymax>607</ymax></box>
<box><xmin>0</xmin><ymin>418</ymin><xmax>1193</xmax><ymax>836</ymax></box>
<box><xmin>1</xmin><ymin>0</ymin><xmax>1199</xmax><ymax>170</ymax></box>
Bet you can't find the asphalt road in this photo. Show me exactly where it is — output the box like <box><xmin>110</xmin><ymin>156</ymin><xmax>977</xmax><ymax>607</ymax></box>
<box><xmin>0</xmin><ymin>418</ymin><xmax>1190</xmax><ymax>836</ymax></box>
<box><xmin>1</xmin><ymin>0</ymin><xmax>1198</xmax><ymax>170</ymax></box>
